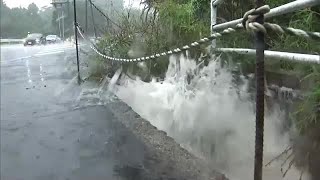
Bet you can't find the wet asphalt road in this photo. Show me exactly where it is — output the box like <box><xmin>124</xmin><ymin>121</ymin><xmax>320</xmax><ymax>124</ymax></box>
<box><xmin>0</xmin><ymin>44</ymin><xmax>150</xmax><ymax>180</ymax></box>
<box><xmin>1</xmin><ymin>44</ymin><xmax>226</xmax><ymax>180</ymax></box>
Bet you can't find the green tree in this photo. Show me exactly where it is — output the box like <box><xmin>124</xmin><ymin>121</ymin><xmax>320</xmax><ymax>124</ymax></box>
<box><xmin>1</xmin><ymin>2</ymin><xmax>55</xmax><ymax>38</ymax></box>
<box><xmin>27</xmin><ymin>3</ymin><xmax>39</xmax><ymax>15</ymax></box>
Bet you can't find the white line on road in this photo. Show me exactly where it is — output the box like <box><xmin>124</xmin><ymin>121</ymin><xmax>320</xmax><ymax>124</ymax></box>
<box><xmin>2</xmin><ymin>43</ymin><xmax>82</xmax><ymax>62</ymax></box>
<box><xmin>34</xmin><ymin>50</ymin><xmax>65</xmax><ymax>57</ymax></box>
<box><xmin>3</xmin><ymin>48</ymin><xmax>73</xmax><ymax>62</ymax></box>
<box><xmin>2</xmin><ymin>56</ymin><xmax>33</xmax><ymax>62</ymax></box>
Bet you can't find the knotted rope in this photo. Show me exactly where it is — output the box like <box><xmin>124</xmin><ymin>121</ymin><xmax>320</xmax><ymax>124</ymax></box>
<box><xmin>240</xmin><ymin>5</ymin><xmax>320</xmax><ymax>40</ymax></box>
<box><xmin>242</xmin><ymin>5</ymin><xmax>270</xmax><ymax>34</ymax></box>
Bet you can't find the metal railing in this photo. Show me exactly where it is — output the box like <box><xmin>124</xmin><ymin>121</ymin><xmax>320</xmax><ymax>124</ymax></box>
<box><xmin>210</xmin><ymin>0</ymin><xmax>320</xmax><ymax>63</ymax></box>
<box><xmin>214</xmin><ymin>48</ymin><xmax>320</xmax><ymax>64</ymax></box>
<box><xmin>212</xmin><ymin>0</ymin><xmax>319</xmax><ymax>31</ymax></box>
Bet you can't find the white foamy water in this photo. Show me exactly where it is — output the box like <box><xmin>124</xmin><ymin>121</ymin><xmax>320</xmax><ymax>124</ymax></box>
<box><xmin>113</xmin><ymin>54</ymin><xmax>310</xmax><ymax>180</ymax></box>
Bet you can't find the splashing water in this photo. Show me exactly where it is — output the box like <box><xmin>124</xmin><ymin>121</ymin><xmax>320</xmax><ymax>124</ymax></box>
<box><xmin>112</xmin><ymin>54</ymin><xmax>310</xmax><ymax>180</ymax></box>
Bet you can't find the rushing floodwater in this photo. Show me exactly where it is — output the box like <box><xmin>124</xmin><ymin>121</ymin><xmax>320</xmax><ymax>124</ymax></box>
<box><xmin>111</xmin><ymin>54</ymin><xmax>310</xmax><ymax>180</ymax></box>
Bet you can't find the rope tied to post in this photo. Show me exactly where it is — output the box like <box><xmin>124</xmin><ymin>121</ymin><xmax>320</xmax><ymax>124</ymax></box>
<box><xmin>242</xmin><ymin>5</ymin><xmax>270</xmax><ymax>34</ymax></box>
<box><xmin>241</xmin><ymin>5</ymin><xmax>320</xmax><ymax>40</ymax></box>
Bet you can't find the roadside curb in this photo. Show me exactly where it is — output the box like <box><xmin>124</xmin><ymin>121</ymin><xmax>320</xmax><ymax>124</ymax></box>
<box><xmin>108</xmin><ymin>98</ymin><xmax>228</xmax><ymax>180</ymax></box>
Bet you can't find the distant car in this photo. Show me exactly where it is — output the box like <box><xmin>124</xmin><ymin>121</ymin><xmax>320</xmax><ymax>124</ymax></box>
<box><xmin>24</xmin><ymin>33</ymin><xmax>46</xmax><ymax>46</ymax></box>
<box><xmin>46</xmin><ymin>35</ymin><xmax>62</xmax><ymax>44</ymax></box>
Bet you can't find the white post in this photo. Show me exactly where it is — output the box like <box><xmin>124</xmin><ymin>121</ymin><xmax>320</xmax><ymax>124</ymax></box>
<box><xmin>211</xmin><ymin>0</ymin><xmax>223</xmax><ymax>48</ymax></box>
<box><xmin>211</xmin><ymin>0</ymin><xmax>217</xmax><ymax>48</ymax></box>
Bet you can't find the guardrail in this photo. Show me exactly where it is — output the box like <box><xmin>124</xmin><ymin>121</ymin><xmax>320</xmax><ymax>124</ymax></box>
<box><xmin>0</xmin><ymin>39</ymin><xmax>24</xmax><ymax>44</ymax></box>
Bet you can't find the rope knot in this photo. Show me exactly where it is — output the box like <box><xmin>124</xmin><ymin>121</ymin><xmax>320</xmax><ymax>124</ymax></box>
<box><xmin>242</xmin><ymin>5</ymin><xmax>270</xmax><ymax>34</ymax></box>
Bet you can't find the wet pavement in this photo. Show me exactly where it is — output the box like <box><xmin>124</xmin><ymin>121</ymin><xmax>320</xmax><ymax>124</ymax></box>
<box><xmin>1</xmin><ymin>44</ymin><xmax>226</xmax><ymax>180</ymax></box>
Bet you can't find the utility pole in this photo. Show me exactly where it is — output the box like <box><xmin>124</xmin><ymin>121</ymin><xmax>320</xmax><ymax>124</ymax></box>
<box><xmin>85</xmin><ymin>0</ymin><xmax>88</xmax><ymax>31</ymax></box>
<box><xmin>58</xmin><ymin>12</ymin><xmax>62</xmax><ymax>38</ymax></box>
<box><xmin>62</xmin><ymin>10</ymin><xmax>65</xmax><ymax>39</ymax></box>
<box><xmin>73</xmin><ymin>0</ymin><xmax>81</xmax><ymax>84</ymax></box>
<box><xmin>110</xmin><ymin>0</ymin><xmax>114</xmax><ymax>30</ymax></box>
<box><xmin>56</xmin><ymin>10</ymin><xmax>66</xmax><ymax>39</ymax></box>
<box><xmin>51</xmin><ymin>0</ymin><xmax>69</xmax><ymax>40</ymax></box>
<box><xmin>89</xmin><ymin>0</ymin><xmax>97</xmax><ymax>38</ymax></box>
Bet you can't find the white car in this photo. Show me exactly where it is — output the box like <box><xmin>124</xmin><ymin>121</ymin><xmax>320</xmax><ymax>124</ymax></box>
<box><xmin>46</xmin><ymin>35</ymin><xmax>62</xmax><ymax>44</ymax></box>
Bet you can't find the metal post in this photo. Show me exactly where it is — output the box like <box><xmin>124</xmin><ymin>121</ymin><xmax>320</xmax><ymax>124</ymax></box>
<box><xmin>89</xmin><ymin>0</ymin><xmax>97</xmax><ymax>39</ymax></box>
<box><xmin>73</xmin><ymin>0</ymin><xmax>81</xmax><ymax>84</ymax></box>
<box><xmin>254</xmin><ymin>0</ymin><xmax>265</xmax><ymax>180</ymax></box>
<box><xmin>211</xmin><ymin>0</ymin><xmax>217</xmax><ymax>48</ymax></box>
<box><xmin>85</xmin><ymin>0</ymin><xmax>88</xmax><ymax>31</ymax></box>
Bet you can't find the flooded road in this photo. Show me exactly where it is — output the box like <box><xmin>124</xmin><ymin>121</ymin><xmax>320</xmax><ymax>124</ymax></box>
<box><xmin>0</xmin><ymin>44</ymin><xmax>225</xmax><ymax>180</ymax></box>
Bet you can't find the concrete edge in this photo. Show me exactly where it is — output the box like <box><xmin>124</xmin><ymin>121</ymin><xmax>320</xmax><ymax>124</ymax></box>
<box><xmin>108</xmin><ymin>98</ymin><xmax>228</xmax><ymax>180</ymax></box>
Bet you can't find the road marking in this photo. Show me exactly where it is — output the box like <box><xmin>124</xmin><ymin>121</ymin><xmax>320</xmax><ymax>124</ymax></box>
<box><xmin>46</xmin><ymin>46</ymin><xmax>74</xmax><ymax>51</ymax></box>
<box><xmin>2</xmin><ymin>56</ymin><xmax>33</xmax><ymax>62</ymax></box>
<box><xmin>2</xmin><ymin>43</ymin><xmax>82</xmax><ymax>62</ymax></box>
<box><xmin>1</xmin><ymin>45</ymin><xmax>23</xmax><ymax>49</ymax></box>
<box><xmin>25</xmin><ymin>59</ymin><xmax>33</xmax><ymax>84</ymax></box>
<box><xmin>34</xmin><ymin>50</ymin><xmax>65</xmax><ymax>57</ymax></box>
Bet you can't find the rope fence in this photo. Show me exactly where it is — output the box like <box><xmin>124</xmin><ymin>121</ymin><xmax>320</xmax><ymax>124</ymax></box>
<box><xmin>74</xmin><ymin>0</ymin><xmax>319</xmax><ymax>63</ymax></box>
<box><xmin>77</xmin><ymin>21</ymin><xmax>320</xmax><ymax>62</ymax></box>
<box><xmin>77</xmin><ymin>24</ymin><xmax>231</xmax><ymax>61</ymax></box>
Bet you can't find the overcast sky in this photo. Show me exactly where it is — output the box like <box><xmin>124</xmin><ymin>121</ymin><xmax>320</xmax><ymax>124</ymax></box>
<box><xmin>4</xmin><ymin>0</ymin><xmax>141</xmax><ymax>9</ymax></box>
<box><xmin>4</xmin><ymin>0</ymin><xmax>51</xmax><ymax>8</ymax></box>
